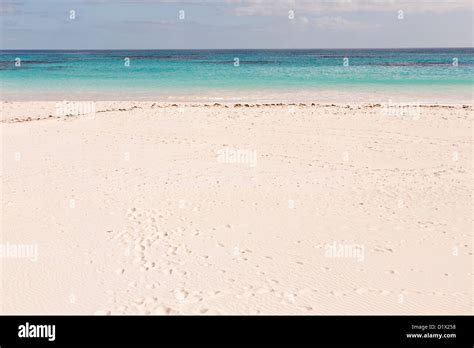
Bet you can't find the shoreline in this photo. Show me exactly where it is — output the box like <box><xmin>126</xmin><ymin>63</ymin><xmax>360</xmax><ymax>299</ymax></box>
<box><xmin>1</xmin><ymin>87</ymin><xmax>472</xmax><ymax>104</ymax></box>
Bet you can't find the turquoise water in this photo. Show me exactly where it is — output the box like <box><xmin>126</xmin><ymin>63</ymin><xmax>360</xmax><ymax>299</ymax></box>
<box><xmin>0</xmin><ymin>49</ymin><xmax>473</xmax><ymax>99</ymax></box>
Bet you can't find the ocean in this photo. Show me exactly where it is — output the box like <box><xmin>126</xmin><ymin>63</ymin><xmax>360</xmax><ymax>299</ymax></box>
<box><xmin>0</xmin><ymin>48</ymin><xmax>473</xmax><ymax>101</ymax></box>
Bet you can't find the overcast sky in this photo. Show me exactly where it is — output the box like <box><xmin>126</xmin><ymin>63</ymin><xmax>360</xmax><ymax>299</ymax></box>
<box><xmin>0</xmin><ymin>0</ymin><xmax>472</xmax><ymax>49</ymax></box>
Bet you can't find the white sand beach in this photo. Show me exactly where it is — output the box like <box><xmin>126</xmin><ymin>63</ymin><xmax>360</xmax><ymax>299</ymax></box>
<box><xmin>0</xmin><ymin>101</ymin><xmax>472</xmax><ymax>314</ymax></box>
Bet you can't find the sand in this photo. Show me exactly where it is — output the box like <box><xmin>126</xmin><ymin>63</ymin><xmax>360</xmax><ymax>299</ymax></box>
<box><xmin>0</xmin><ymin>101</ymin><xmax>472</xmax><ymax>314</ymax></box>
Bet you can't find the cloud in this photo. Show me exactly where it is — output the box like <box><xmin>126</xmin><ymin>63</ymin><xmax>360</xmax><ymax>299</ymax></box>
<box><xmin>78</xmin><ymin>0</ymin><xmax>473</xmax><ymax>15</ymax></box>
<box><xmin>296</xmin><ymin>15</ymin><xmax>380</xmax><ymax>30</ymax></box>
<box><xmin>0</xmin><ymin>1</ymin><xmax>20</xmax><ymax>15</ymax></box>
<box><xmin>80</xmin><ymin>0</ymin><xmax>224</xmax><ymax>2</ymax></box>
<box><xmin>227</xmin><ymin>0</ymin><xmax>473</xmax><ymax>16</ymax></box>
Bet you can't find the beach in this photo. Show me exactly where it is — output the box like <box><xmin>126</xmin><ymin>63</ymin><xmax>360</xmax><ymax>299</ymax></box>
<box><xmin>1</xmin><ymin>100</ymin><xmax>472</xmax><ymax>314</ymax></box>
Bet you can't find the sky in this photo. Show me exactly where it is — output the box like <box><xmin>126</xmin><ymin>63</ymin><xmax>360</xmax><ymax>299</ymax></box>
<box><xmin>0</xmin><ymin>0</ymin><xmax>472</xmax><ymax>49</ymax></box>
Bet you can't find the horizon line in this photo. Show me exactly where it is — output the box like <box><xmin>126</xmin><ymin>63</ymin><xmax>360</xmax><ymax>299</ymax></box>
<box><xmin>1</xmin><ymin>47</ymin><xmax>473</xmax><ymax>51</ymax></box>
